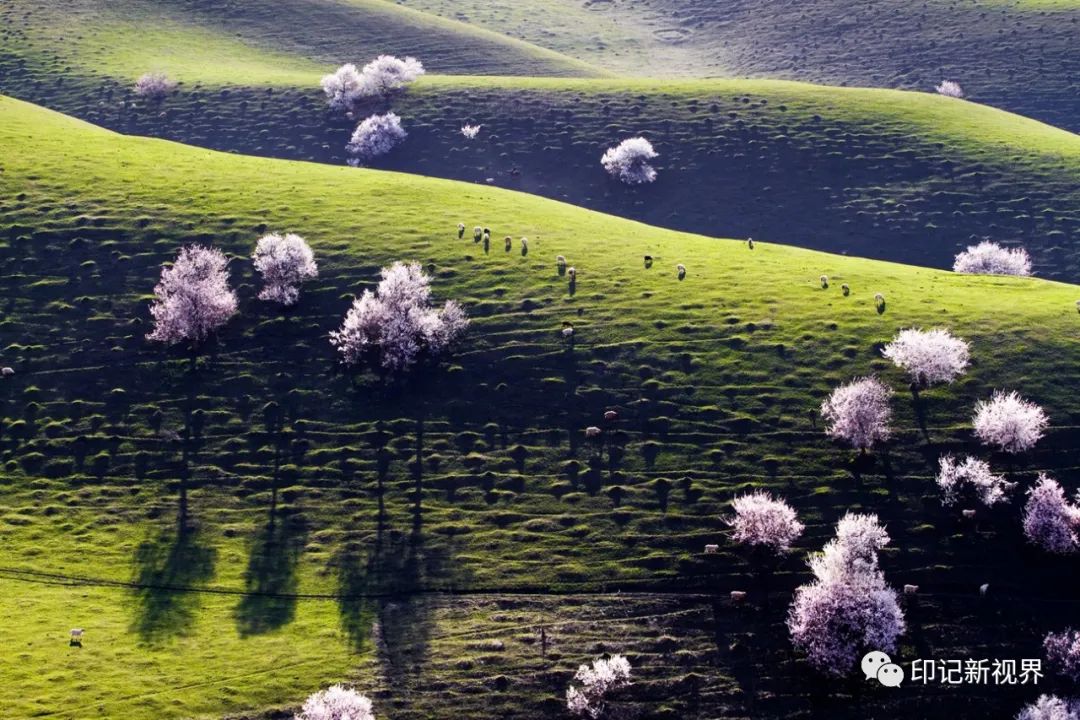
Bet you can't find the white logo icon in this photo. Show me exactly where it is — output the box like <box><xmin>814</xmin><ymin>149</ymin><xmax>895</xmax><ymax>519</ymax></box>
<box><xmin>861</xmin><ymin>651</ymin><xmax>904</xmax><ymax>687</ymax></box>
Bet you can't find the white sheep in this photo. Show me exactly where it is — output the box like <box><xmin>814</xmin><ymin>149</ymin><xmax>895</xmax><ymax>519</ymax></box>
<box><xmin>603</xmin><ymin>410</ymin><xmax>618</xmax><ymax>422</ymax></box>
<box><xmin>676</xmin><ymin>263</ymin><xmax>686</xmax><ymax>279</ymax></box>
<box><xmin>979</xmin><ymin>583</ymin><xmax>989</xmax><ymax>596</ymax></box>
<box><xmin>841</xmin><ymin>283</ymin><xmax>850</xmax><ymax>296</ymax></box>
<box><xmin>962</xmin><ymin>509</ymin><xmax>976</xmax><ymax>519</ymax></box>
<box><xmin>70</xmin><ymin>628</ymin><xmax>84</xmax><ymax>644</ymax></box>
<box><xmin>561</xmin><ymin>326</ymin><xmax>575</xmax><ymax>338</ymax></box>
<box><xmin>1</xmin><ymin>367</ymin><xmax>13</xmax><ymax>377</ymax></box>
<box><xmin>704</xmin><ymin>544</ymin><xmax>719</xmax><ymax>554</ymax></box>
<box><xmin>747</xmin><ymin>237</ymin><xmax>754</xmax><ymax>249</ymax></box>
<box><xmin>874</xmin><ymin>292</ymin><xmax>885</xmax><ymax>303</ymax></box>
<box><xmin>556</xmin><ymin>255</ymin><xmax>567</xmax><ymax>268</ymax></box>
<box><xmin>820</xmin><ymin>274</ymin><xmax>829</xmax><ymax>288</ymax></box>
<box><xmin>504</xmin><ymin>236</ymin><xmax>512</xmax><ymax>251</ymax></box>
<box><xmin>457</xmin><ymin>222</ymin><xmax>465</xmax><ymax>238</ymax></box>
<box><xmin>903</xmin><ymin>584</ymin><xmax>919</xmax><ymax>595</ymax></box>
<box><xmin>584</xmin><ymin>426</ymin><xmax>602</xmax><ymax>439</ymax></box>
<box><xmin>567</xmin><ymin>267</ymin><xmax>576</xmax><ymax>279</ymax></box>
<box><xmin>730</xmin><ymin>590</ymin><xmax>747</xmax><ymax>603</ymax></box>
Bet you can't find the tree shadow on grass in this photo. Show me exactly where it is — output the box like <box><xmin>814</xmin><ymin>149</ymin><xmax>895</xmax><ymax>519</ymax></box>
<box><xmin>234</xmin><ymin>507</ymin><xmax>307</xmax><ymax>637</ymax></box>
<box><xmin>131</xmin><ymin>520</ymin><xmax>216</xmax><ymax>643</ymax></box>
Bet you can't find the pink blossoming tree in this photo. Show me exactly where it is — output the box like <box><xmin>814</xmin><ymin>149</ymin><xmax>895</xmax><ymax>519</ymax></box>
<box><xmin>330</xmin><ymin>261</ymin><xmax>468</xmax><ymax>373</ymax></box>
<box><xmin>1023</xmin><ymin>474</ymin><xmax>1080</xmax><ymax>554</ymax></box>
<box><xmin>252</xmin><ymin>232</ymin><xmax>318</xmax><ymax>306</ymax></box>
<box><xmin>295</xmin><ymin>685</ymin><xmax>375</xmax><ymax>720</ymax></box>
<box><xmin>820</xmin><ymin>376</ymin><xmax>893</xmax><ymax>452</ymax></box>
<box><xmin>147</xmin><ymin>245</ymin><xmax>238</xmax><ymax>351</ymax></box>
<box><xmin>972</xmin><ymin>390</ymin><xmax>1048</xmax><ymax>454</ymax></box>
<box><xmin>787</xmin><ymin>512</ymin><xmax>905</xmax><ymax>675</ymax></box>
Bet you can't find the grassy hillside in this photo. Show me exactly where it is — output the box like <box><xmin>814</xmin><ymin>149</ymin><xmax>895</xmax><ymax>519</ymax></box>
<box><xmin>396</xmin><ymin>0</ymin><xmax>1080</xmax><ymax>131</ymax></box>
<box><xmin>3</xmin><ymin>64</ymin><xmax>1078</xmax><ymax>282</ymax></box>
<box><xmin>2</xmin><ymin>96</ymin><xmax>1080</xmax><ymax>719</ymax></box>
<box><xmin>0</xmin><ymin>0</ymin><xmax>605</xmax><ymax>82</ymax></box>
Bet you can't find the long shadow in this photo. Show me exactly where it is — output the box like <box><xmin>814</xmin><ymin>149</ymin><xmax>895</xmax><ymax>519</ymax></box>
<box><xmin>131</xmin><ymin>520</ymin><xmax>217</xmax><ymax>642</ymax></box>
<box><xmin>234</xmin><ymin>503</ymin><xmax>307</xmax><ymax>636</ymax></box>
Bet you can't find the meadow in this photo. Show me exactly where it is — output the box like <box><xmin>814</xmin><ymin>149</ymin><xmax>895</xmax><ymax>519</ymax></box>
<box><xmin>1</xmin><ymin>94</ymin><xmax>1080</xmax><ymax>718</ymax></box>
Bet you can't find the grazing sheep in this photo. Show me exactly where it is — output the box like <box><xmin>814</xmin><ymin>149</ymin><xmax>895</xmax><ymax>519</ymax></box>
<box><xmin>584</xmin><ymin>426</ymin><xmax>602</xmax><ymax>439</ymax></box>
<box><xmin>841</xmin><ymin>283</ymin><xmax>850</xmax><ymax>296</ymax></box>
<box><xmin>676</xmin><ymin>263</ymin><xmax>686</xmax><ymax>279</ymax></box>
<box><xmin>979</xmin><ymin>583</ymin><xmax>989</xmax><ymax>596</ymax></box>
<box><xmin>1</xmin><ymin>367</ymin><xmax>13</xmax><ymax>377</ymax></box>
<box><xmin>644</xmin><ymin>255</ymin><xmax>653</xmax><ymax>268</ymax></box>
<box><xmin>730</xmin><ymin>590</ymin><xmax>747</xmax><ymax>604</ymax></box>
<box><xmin>962</xmin><ymin>509</ymin><xmax>977</xmax><ymax>519</ymax></box>
<box><xmin>747</xmin><ymin>237</ymin><xmax>754</xmax><ymax>249</ymax></box>
<box><xmin>556</xmin><ymin>255</ymin><xmax>567</xmax><ymax>269</ymax></box>
<box><xmin>820</xmin><ymin>274</ymin><xmax>829</xmax><ymax>289</ymax></box>
<box><xmin>562</xmin><ymin>326</ymin><xmax>575</xmax><ymax>338</ymax></box>
<box><xmin>704</xmin><ymin>544</ymin><xmax>719</xmax><ymax>554</ymax></box>
<box><xmin>604</xmin><ymin>410</ymin><xmax>618</xmax><ymax>422</ymax></box>
<box><xmin>567</xmin><ymin>266</ymin><xmax>576</xmax><ymax>279</ymax></box>
<box><xmin>505</xmin><ymin>236</ymin><xmax>513</xmax><ymax>252</ymax></box>
<box><xmin>457</xmin><ymin>222</ymin><xmax>465</xmax><ymax>239</ymax></box>
<box><xmin>482</xmin><ymin>230</ymin><xmax>491</xmax><ymax>245</ymax></box>
<box><xmin>484</xmin><ymin>227</ymin><xmax>491</xmax><ymax>236</ymax></box>
<box><xmin>874</xmin><ymin>292</ymin><xmax>885</xmax><ymax>303</ymax></box>
<box><xmin>903</xmin><ymin>584</ymin><xmax>919</xmax><ymax>595</ymax></box>
<box><xmin>473</xmin><ymin>226</ymin><xmax>483</xmax><ymax>242</ymax></box>
<box><xmin>70</xmin><ymin>628</ymin><xmax>84</xmax><ymax>645</ymax></box>
<box><xmin>521</xmin><ymin>237</ymin><xmax>529</xmax><ymax>256</ymax></box>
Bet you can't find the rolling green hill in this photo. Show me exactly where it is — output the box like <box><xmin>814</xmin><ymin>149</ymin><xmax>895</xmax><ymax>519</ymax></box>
<box><xmin>396</xmin><ymin>0</ymin><xmax>1080</xmax><ymax>131</ymax></box>
<box><xmin>2</xmin><ymin>96</ymin><xmax>1080</xmax><ymax>719</ymax></box>
<box><xmin>4</xmin><ymin>63</ymin><xmax>1078</xmax><ymax>282</ymax></box>
<box><xmin>0</xmin><ymin>0</ymin><xmax>606</xmax><ymax>82</ymax></box>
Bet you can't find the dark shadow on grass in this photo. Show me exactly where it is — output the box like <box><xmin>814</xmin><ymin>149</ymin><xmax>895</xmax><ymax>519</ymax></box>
<box><xmin>234</xmin><ymin>504</ymin><xmax>307</xmax><ymax>636</ymax></box>
<box><xmin>131</xmin><ymin>520</ymin><xmax>216</xmax><ymax>642</ymax></box>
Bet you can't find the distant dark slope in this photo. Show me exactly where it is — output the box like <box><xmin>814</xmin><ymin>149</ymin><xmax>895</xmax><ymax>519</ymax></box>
<box><xmin>6</xmin><ymin>72</ymin><xmax>1077</xmax><ymax>281</ymax></box>
<box><xmin>398</xmin><ymin>0</ymin><xmax>1080</xmax><ymax>132</ymax></box>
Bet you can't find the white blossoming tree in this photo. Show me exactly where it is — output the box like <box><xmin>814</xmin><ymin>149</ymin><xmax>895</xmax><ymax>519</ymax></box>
<box><xmin>134</xmin><ymin>72</ymin><xmax>176</xmax><ymax>99</ymax></box>
<box><xmin>820</xmin><ymin>376</ymin><xmax>893</xmax><ymax>452</ymax></box>
<box><xmin>330</xmin><ymin>261</ymin><xmax>468</xmax><ymax>373</ymax></box>
<box><xmin>1016</xmin><ymin>695</ymin><xmax>1080</xmax><ymax>720</ymax></box>
<box><xmin>881</xmin><ymin>328</ymin><xmax>970</xmax><ymax>389</ymax></box>
<box><xmin>953</xmin><ymin>241</ymin><xmax>1032</xmax><ymax>276</ymax></box>
<box><xmin>566</xmin><ymin>654</ymin><xmax>632</xmax><ymax>719</ymax></box>
<box><xmin>601</xmin><ymin>137</ymin><xmax>658</xmax><ymax>185</ymax></box>
<box><xmin>1045</xmin><ymin>629</ymin><xmax>1080</xmax><ymax>682</ymax></box>
<box><xmin>147</xmin><ymin>245</ymin><xmax>238</xmax><ymax>352</ymax></box>
<box><xmin>346</xmin><ymin>112</ymin><xmax>407</xmax><ymax>164</ymax></box>
<box><xmin>728</xmin><ymin>491</ymin><xmax>804</xmax><ymax>554</ymax></box>
<box><xmin>787</xmin><ymin>512</ymin><xmax>905</xmax><ymax>675</ymax></box>
<box><xmin>972</xmin><ymin>390</ymin><xmax>1048</xmax><ymax>454</ymax></box>
<box><xmin>936</xmin><ymin>80</ymin><xmax>964</xmax><ymax>98</ymax></box>
<box><xmin>1023</xmin><ymin>474</ymin><xmax>1080</xmax><ymax>554</ymax></box>
<box><xmin>936</xmin><ymin>455</ymin><xmax>1015</xmax><ymax>507</ymax></box>
<box><xmin>320</xmin><ymin>56</ymin><xmax>425</xmax><ymax>111</ymax></box>
<box><xmin>253</xmin><ymin>233</ymin><xmax>318</xmax><ymax>306</ymax></box>
<box><xmin>295</xmin><ymin>685</ymin><xmax>375</xmax><ymax>720</ymax></box>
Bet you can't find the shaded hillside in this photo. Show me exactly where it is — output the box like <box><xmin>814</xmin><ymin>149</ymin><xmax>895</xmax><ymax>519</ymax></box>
<box><xmin>2</xmin><ymin>96</ymin><xmax>1080</xmax><ymax>719</ymax></box>
<box><xmin>398</xmin><ymin>0</ymin><xmax>1080</xmax><ymax>131</ymax></box>
<box><xmin>3</xmin><ymin>68</ymin><xmax>1077</xmax><ymax>281</ymax></box>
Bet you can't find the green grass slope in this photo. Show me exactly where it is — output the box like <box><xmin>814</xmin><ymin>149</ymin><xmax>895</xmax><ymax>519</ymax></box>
<box><xmin>396</xmin><ymin>0</ymin><xmax>1080</xmax><ymax>131</ymax></box>
<box><xmin>0</xmin><ymin>0</ymin><xmax>605</xmax><ymax>83</ymax></box>
<box><xmin>2</xmin><ymin>96</ymin><xmax>1080</xmax><ymax>719</ymax></box>
<box><xmin>4</xmin><ymin>66</ymin><xmax>1078</xmax><ymax>281</ymax></box>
